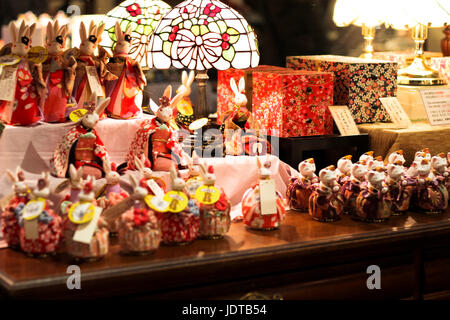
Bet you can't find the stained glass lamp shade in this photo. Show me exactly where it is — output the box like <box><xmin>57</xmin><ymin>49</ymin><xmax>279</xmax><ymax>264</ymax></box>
<box><xmin>101</xmin><ymin>0</ymin><xmax>172</xmax><ymax>69</ymax></box>
<box><xmin>147</xmin><ymin>0</ymin><xmax>260</xmax><ymax>118</ymax></box>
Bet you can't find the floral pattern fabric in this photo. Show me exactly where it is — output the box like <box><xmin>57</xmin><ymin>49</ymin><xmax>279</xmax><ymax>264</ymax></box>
<box><xmin>197</xmin><ymin>188</ymin><xmax>231</xmax><ymax>238</ymax></box>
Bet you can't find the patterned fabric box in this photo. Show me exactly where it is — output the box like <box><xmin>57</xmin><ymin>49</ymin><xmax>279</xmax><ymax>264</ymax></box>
<box><xmin>430</xmin><ymin>57</ymin><xmax>450</xmax><ymax>85</ymax></box>
<box><xmin>216</xmin><ymin>65</ymin><xmax>288</xmax><ymax>124</ymax></box>
<box><xmin>286</xmin><ymin>55</ymin><xmax>398</xmax><ymax>123</ymax></box>
<box><xmin>252</xmin><ymin>70</ymin><xmax>334</xmax><ymax>137</ymax></box>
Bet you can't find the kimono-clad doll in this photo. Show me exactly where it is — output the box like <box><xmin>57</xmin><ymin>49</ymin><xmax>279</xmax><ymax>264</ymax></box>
<box><xmin>18</xmin><ymin>172</ymin><xmax>63</xmax><ymax>257</ymax></box>
<box><xmin>63</xmin><ymin>176</ymin><xmax>109</xmax><ymax>261</ymax></box>
<box><xmin>355</xmin><ymin>167</ymin><xmax>392</xmax><ymax>222</ymax></box>
<box><xmin>125</xmin><ymin>85</ymin><xmax>187</xmax><ymax>172</ymax></box>
<box><xmin>335</xmin><ymin>155</ymin><xmax>352</xmax><ymax>185</ymax></box>
<box><xmin>287</xmin><ymin>158</ymin><xmax>318</xmax><ymax>212</ymax></box>
<box><xmin>341</xmin><ymin>161</ymin><xmax>368</xmax><ymax>215</ymax></box>
<box><xmin>105</xmin><ymin>22</ymin><xmax>146</xmax><ymax>119</ymax></box>
<box><xmin>309</xmin><ymin>165</ymin><xmax>345</xmax><ymax>222</ymax></box>
<box><xmin>195</xmin><ymin>162</ymin><xmax>231</xmax><ymax>239</ymax></box>
<box><xmin>242</xmin><ymin>157</ymin><xmax>287</xmax><ymax>230</ymax></box>
<box><xmin>412</xmin><ymin>158</ymin><xmax>448</xmax><ymax>214</ymax></box>
<box><xmin>0</xmin><ymin>21</ymin><xmax>46</xmax><ymax>125</ymax></box>
<box><xmin>71</xmin><ymin>21</ymin><xmax>116</xmax><ymax>110</ymax></box>
<box><xmin>103</xmin><ymin>174</ymin><xmax>161</xmax><ymax>255</ymax></box>
<box><xmin>173</xmin><ymin>70</ymin><xmax>195</xmax><ymax>129</ymax></box>
<box><xmin>221</xmin><ymin>77</ymin><xmax>251</xmax><ymax>132</ymax></box>
<box><xmin>385</xmin><ymin>161</ymin><xmax>413</xmax><ymax>216</ymax></box>
<box><xmin>1</xmin><ymin>167</ymin><xmax>31</xmax><ymax>249</ymax></box>
<box><xmin>41</xmin><ymin>21</ymin><xmax>76</xmax><ymax>123</ymax></box>
<box><xmin>50</xmin><ymin>97</ymin><xmax>111</xmax><ymax>179</ymax></box>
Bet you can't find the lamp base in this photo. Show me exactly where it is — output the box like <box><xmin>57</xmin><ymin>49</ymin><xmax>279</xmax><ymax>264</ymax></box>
<box><xmin>398</xmin><ymin>56</ymin><xmax>447</xmax><ymax>86</ymax></box>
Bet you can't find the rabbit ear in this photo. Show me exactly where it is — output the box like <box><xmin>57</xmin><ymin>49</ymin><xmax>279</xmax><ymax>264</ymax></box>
<box><xmin>60</xmin><ymin>24</ymin><xmax>69</xmax><ymax>39</ymax></box>
<box><xmin>170</xmin><ymin>91</ymin><xmax>184</xmax><ymax>109</ymax></box>
<box><xmin>80</xmin><ymin>22</ymin><xmax>87</xmax><ymax>42</ymax></box>
<box><xmin>89</xmin><ymin>20</ymin><xmax>95</xmax><ymax>35</ymax></box>
<box><xmin>103</xmin><ymin>158</ymin><xmax>111</xmax><ymax>174</ymax></box>
<box><xmin>69</xmin><ymin>164</ymin><xmax>77</xmax><ymax>180</ymax></box>
<box><xmin>95</xmin><ymin>97</ymin><xmax>110</xmax><ymax>116</ymax></box>
<box><xmin>187</xmin><ymin>71</ymin><xmax>195</xmax><ymax>86</ymax></box>
<box><xmin>125</xmin><ymin>24</ymin><xmax>133</xmax><ymax>35</ymax></box>
<box><xmin>134</xmin><ymin>156</ymin><xmax>143</xmax><ymax>171</ymax></box>
<box><xmin>238</xmin><ymin>77</ymin><xmax>245</xmax><ymax>92</ymax></box>
<box><xmin>9</xmin><ymin>21</ymin><xmax>18</xmax><ymax>42</ymax></box>
<box><xmin>163</xmin><ymin>85</ymin><xmax>172</xmax><ymax>99</ymax></box>
<box><xmin>115</xmin><ymin>21</ymin><xmax>122</xmax><ymax>42</ymax></box>
<box><xmin>181</xmin><ymin>70</ymin><xmax>187</xmax><ymax>85</ymax></box>
<box><xmin>199</xmin><ymin>163</ymin><xmax>207</xmax><ymax>179</ymax></box>
<box><xmin>27</xmin><ymin>23</ymin><xmax>36</xmax><ymax>39</ymax></box>
<box><xmin>129</xmin><ymin>174</ymin><xmax>138</xmax><ymax>189</ymax></box>
<box><xmin>18</xmin><ymin>20</ymin><xmax>26</xmax><ymax>39</ymax></box>
<box><xmin>46</xmin><ymin>22</ymin><xmax>53</xmax><ymax>41</ymax></box>
<box><xmin>97</xmin><ymin>23</ymin><xmax>105</xmax><ymax>42</ymax></box>
<box><xmin>54</xmin><ymin>20</ymin><xmax>59</xmax><ymax>36</ymax></box>
<box><xmin>77</xmin><ymin>166</ymin><xmax>83</xmax><ymax>180</ymax></box>
<box><xmin>170</xmin><ymin>165</ymin><xmax>177</xmax><ymax>181</ymax></box>
<box><xmin>230</xmin><ymin>78</ymin><xmax>238</xmax><ymax>95</ymax></box>
<box><xmin>256</xmin><ymin>157</ymin><xmax>262</xmax><ymax>169</ymax></box>
<box><xmin>6</xmin><ymin>170</ymin><xmax>16</xmax><ymax>183</ymax></box>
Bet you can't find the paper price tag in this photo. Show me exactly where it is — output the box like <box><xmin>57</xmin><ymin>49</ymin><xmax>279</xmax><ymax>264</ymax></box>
<box><xmin>328</xmin><ymin>105</ymin><xmax>360</xmax><ymax>136</ymax></box>
<box><xmin>145</xmin><ymin>195</ymin><xmax>169</xmax><ymax>212</ymax></box>
<box><xmin>259</xmin><ymin>179</ymin><xmax>277</xmax><ymax>215</ymax></box>
<box><xmin>147</xmin><ymin>179</ymin><xmax>165</xmax><ymax>198</ymax></box>
<box><xmin>420</xmin><ymin>88</ymin><xmax>450</xmax><ymax>126</ymax></box>
<box><xmin>163</xmin><ymin>191</ymin><xmax>188</xmax><ymax>213</ymax></box>
<box><xmin>195</xmin><ymin>185</ymin><xmax>220</xmax><ymax>205</ymax></box>
<box><xmin>73</xmin><ymin>206</ymin><xmax>102</xmax><ymax>244</ymax></box>
<box><xmin>0</xmin><ymin>65</ymin><xmax>18</xmax><ymax>102</ymax></box>
<box><xmin>23</xmin><ymin>198</ymin><xmax>45</xmax><ymax>221</ymax></box>
<box><xmin>27</xmin><ymin>46</ymin><xmax>48</xmax><ymax>64</ymax></box>
<box><xmin>69</xmin><ymin>108</ymin><xmax>88</xmax><ymax>123</ymax></box>
<box><xmin>68</xmin><ymin>202</ymin><xmax>95</xmax><ymax>224</ymax></box>
<box><xmin>24</xmin><ymin>219</ymin><xmax>38</xmax><ymax>240</ymax></box>
<box><xmin>85</xmin><ymin>65</ymin><xmax>105</xmax><ymax>97</ymax></box>
<box><xmin>379</xmin><ymin>97</ymin><xmax>412</xmax><ymax>128</ymax></box>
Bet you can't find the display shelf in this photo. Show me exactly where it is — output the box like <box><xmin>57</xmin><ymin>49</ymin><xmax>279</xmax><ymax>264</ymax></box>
<box><xmin>1</xmin><ymin>208</ymin><xmax>450</xmax><ymax>300</ymax></box>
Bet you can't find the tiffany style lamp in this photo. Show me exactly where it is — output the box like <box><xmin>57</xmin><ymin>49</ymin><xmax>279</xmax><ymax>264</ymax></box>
<box><xmin>147</xmin><ymin>0</ymin><xmax>260</xmax><ymax>119</ymax></box>
<box><xmin>101</xmin><ymin>0</ymin><xmax>172</xmax><ymax>69</ymax></box>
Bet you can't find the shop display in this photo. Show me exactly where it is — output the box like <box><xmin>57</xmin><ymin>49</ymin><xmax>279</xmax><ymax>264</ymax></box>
<box><xmin>195</xmin><ymin>163</ymin><xmax>231</xmax><ymax>239</ymax></box>
<box><xmin>50</xmin><ymin>97</ymin><xmax>111</xmax><ymax>179</ymax></box>
<box><xmin>309</xmin><ymin>165</ymin><xmax>344</xmax><ymax>222</ymax></box>
<box><xmin>42</xmin><ymin>21</ymin><xmax>76</xmax><ymax>123</ymax></box>
<box><xmin>105</xmin><ymin>22</ymin><xmax>146</xmax><ymax>119</ymax></box>
<box><xmin>0</xmin><ymin>21</ymin><xmax>45</xmax><ymax>125</ymax></box>
<box><xmin>173</xmin><ymin>70</ymin><xmax>195</xmax><ymax>129</ymax></box>
<box><xmin>286</xmin><ymin>55</ymin><xmax>397</xmax><ymax>123</ymax></box>
<box><xmin>287</xmin><ymin>158</ymin><xmax>318</xmax><ymax>212</ymax></box>
<box><xmin>242</xmin><ymin>158</ymin><xmax>286</xmax><ymax>230</ymax></box>
<box><xmin>341</xmin><ymin>162</ymin><xmax>368</xmax><ymax>215</ymax></box>
<box><xmin>385</xmin><ymin>162</ymin><xmax>413</xmax><ymax>216</ymax></box>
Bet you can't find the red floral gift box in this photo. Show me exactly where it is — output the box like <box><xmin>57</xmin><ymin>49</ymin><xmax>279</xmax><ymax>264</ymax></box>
<box><xmin>217</xmin><ymin>65</ymin><xmax>289</xmax><ymax>124</ymax></box>
<box><xmin>286</xmin><ymin>55</ymin><xmax>398</xmax><ymax>123</ymax></box>
<box><xmin>251</xmin><ymin>70</ymin><xmax>334</xmax><ymax>138</ymax></box>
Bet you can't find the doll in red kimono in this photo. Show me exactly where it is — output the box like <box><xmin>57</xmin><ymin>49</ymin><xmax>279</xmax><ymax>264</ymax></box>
<box><xmin>105</xmin><ymin>22</ymin><xmax>146</xmax><ymax>119</ymax></box>
<box><xmin>125</xmin><ymin>85</ymin><xmax>187</xmax><ymax>172</ymax></box>
<box><xmin>173</xmin><ymin>70</ymin><xmax>195</xmax><ymax>129</ymax></box>
<box><xmin>50</xmin><ymin>97</ymin><xmax>111</xmax><ymax>179</ymax></box>
<box><xmin>0</xmin><ymin>21</ymin><xmax>46</xmax><ymax>125</ymax></box>
<box><xmin>42</xmin><ymin>21</ymin><xmax>76</xmax><ymax>123</ymax></box>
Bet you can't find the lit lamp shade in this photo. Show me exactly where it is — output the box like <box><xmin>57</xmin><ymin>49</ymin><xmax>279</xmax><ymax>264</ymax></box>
<box><xmin>101</xmin><ymin>0</ymin><xmax>172</xmax><ymax>68</ymax></box>
<box><xmin>333</xmin><ymin>0</ymin><xmax>387</xmax><ymax>27</ymax></box>
<box><xmin>147</xmin><ymin>0</ymin><xmax>260</xmax><ymax>70</ymax></box>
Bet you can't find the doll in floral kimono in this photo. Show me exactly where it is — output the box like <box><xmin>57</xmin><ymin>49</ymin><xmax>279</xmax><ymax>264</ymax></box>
<box><xmin>133</xmin><ymin>155</ymin><xmax>167</xmax><ymax>196</ymax></box>
<box><xmin>355</xmin><ymin>167</ymin><xmax>392</xmax><ymax>222</ymax></box>
<box><xmin>19</xmin><ymin>172</ymin><xmax>63</xmax><ymax>257</ymax></box>
<box><xmin>1</xmin><ymin>167</ymin><xmax>31</xmax><ymax>249</ymax></box>
<box><xmin>385</xmin><ymin>161</ymin><xmax>413</xmax><ymax>215</ymax></box>
<box><xmin>0</xmin><ymin>21</ymin><xmax>46</xmax><ymax>125</ymax></box>
<box><xmin>105</xmin><ymin>22</ymin><xmax>146</xmax><ymax>119</ymax></box>
<box><xmin>50</xmin><ymin>97</ymin><xmax>111</xmax><ymax>179</ymax></box>
<box><xmin>42</xmin><ymin>21</ymin><xmax>76</xmax><ymax>122</ymax></box>
<box><xmin>287</xmin><ymin>158</ymin><xmax>318</xmax><ymax>212</ymax></box>
<box><xmin>173</xmin><ymin>70</ymin><xmax>195</xmax><ymax>129</ymax></box>
<box><xmin>71</xmin><ymin>21</ymin><xmax>116</xmax><ymax>109</ymax></box>
<box><xmin>309</xmin><ymin>165</ymin><xmax>344</xmax><ymax>222</ymax></box>
<box><xmin>341</xmin><ymin>161</ymin><xmax>368</xmax><ymax>215</ymax></box>
<box><xmin>125</xmin><ymin>85</ymin><xmax>187</xmax><ymax>172</ymax></box>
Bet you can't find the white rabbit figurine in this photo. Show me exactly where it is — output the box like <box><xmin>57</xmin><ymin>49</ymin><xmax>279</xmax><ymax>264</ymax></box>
<box><xmin>185</xmin><ymin>151</ymin><xmax>203</xmax><ymax>197</ymax></box>
<box><xmin>173</xmin><ymin>70</ymin><xmax>195</xmax><ymax>128</ymax></box>
<box><xmin>134</xmin><ymin>155</ymin><xmax>166</xmax><ymax>196</ymax></box>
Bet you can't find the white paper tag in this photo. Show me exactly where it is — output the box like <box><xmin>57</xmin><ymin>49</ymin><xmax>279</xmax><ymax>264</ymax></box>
<box><xmin>259</xmin><ymin>179</ymin><xmax>277</xmax><ymax>215</ymax></box>
<box><xmin>328</xmin><ymin>105</ymin><xmax>360</xmax><ymax>136</ymax></box>
<box><xmin>147</xmin><ymin>179</ymin><xmax>165</xmax><ymax>198</ymax></box>
<box><xmin>419</xmin><ymin>88</ymin><xmax>450</xmax><ymax>126</ymax></box>
<box><xmin>85</xmin><ymin>65</ymin><xmax>105</xmax><ymax>98</ymax></box>
<box><xmin>24</xmin><ymin>219</ymin><xmax>39</xmax><ymax>240</ymax></box>
<box><xmin>23</xmin><ymin>200</ymin><xmax>45</xmax><ymax>220</ymax></box>
<box><xmin>0</xmin><ymin>65</ymin><xmax>18</xmax><ymax>102</ymax></box>
<box><xmin>379</xmin><ymin>97</ymin><xmax>412</xmax><ymax>128</ymax></box>
<box><xmin>73</xmin><ymin>206</ymin><xmax>102</xmax><ymax>244</ymax></box>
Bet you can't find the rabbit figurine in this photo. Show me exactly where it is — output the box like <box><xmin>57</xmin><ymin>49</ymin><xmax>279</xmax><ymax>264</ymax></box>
<box><xmin>71</xmin><ymin>21</ymin><xmax>116</xmax><ymax>110</ymax></box>
<box><xmin>125</xmin><ymin>85</ymin><xmax>188</xmax><ymax>172</ymax></box>
<box><xmin>173</xmin><ymin>70</ymin><xmax>195</xmax><ymax>129</ymax></box>
<box><xmin>287</xmin><ymin>158</ymin><xmax>319</xmax><ymax>212</ymax></box>
<box><xmin>41</xmin><ymin>21</ymin><xmax>76</xmax><ymax>123</ymax></box>
<box><xmin>0</xmin><ymin>21</ymin><xmax>46</xmax><ymax>125</ymax></box>
<box><xmin>134</xmin><ymin>155</ymin><xmax>167</xmax><ymax>196</ymax></box>
<box><xmin>341</xmin><ymin>161</ymin><xmax>368</xmax><ymax>215</ymax></box>
<box><xmin>185</xmin><ymin>151</ymin><xmax>203</xmax><ymax>197</ymax></box>
<box><xmin>50</xmin><ymin>97</ymin><xmax>111</xmax><ymax>179</ymax></box>
<box><xmin>309</xmin><ymin>166</ymin><xmax>345</xmax><ymax>222</ymax></box>
<box><xmin>385</xmin><ymin>161</ymin><xmax>413</xmax><ymax>216</ymax></box>
<box><xmin>62</xmin><ymin>176</ymin><xmax>109</xmax><ymax>261</ymax></box>
<box><xmin>18</xmin><ymin>172</ymin><xmax>63</xmax><ymax>257</ymax></box>
<box><xmin>156</xmin><ymin>165</ymin><xmax>200</xmax><ymax>245</ymax></box>
<box><xmin>355</xmin><ymin>167</ymin><xmax>392</xmax><ymax>222</ymax></box>
<box><xmin>195</xmin><ymin>162</ymin><xmax>231</xmax><ymax>239</ymax></box>
<box><xmin>221</xmin><ymin>77</ymin><xmax>251</xmax><ymax>131</ymax></box>
<box><xmin>55</xmin><ymin>164</ymin><xmax>84</xmax><ymax>215</ymax></box>
<box><xmin>105</xmin><ymin>22</ymin><xmax>146</xmax><ymax>119</ymax></box>
<box><xmin>242</xmin><ymin>157</ymin><xmax>287</xmax><ymax>230</ymax></box>
<box><xmin>1</xmin><ymin>167</ymin><xmax>31</xmax><ymax>249</ymax></box>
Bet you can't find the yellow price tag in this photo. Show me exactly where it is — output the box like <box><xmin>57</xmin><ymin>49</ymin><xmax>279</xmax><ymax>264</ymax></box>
<box><xmin>27</xmin><ymin>46</ymin><xmax>48</xmax><ymax>64</ymax></box>
<box><xmin>68</xmin><ymin>202</ymin><xmax>95</xmax><ymax>224</ymax></box>
<box><xmin>163</xmin><ymin>191</ymin><xmax>188</xmax><ymax>213</ymax></box>
<box><xmin>69</xmin><ymin>108</ymin><xmax>88</xmax><ymax>123</ymax></box>
<box><xmin>23</xmin><ymin>198</ymin><xmax>46</xmax><ymax>221</ymax></box>
<box><xmin>195</xmin><ymin>185</ymin><xmax>221</xmax><ymax>205</ymax></box>
<box><xmin>144</xmin><ymin>195</ymin><xmax>169</xmax><ymax>212</ymax></box>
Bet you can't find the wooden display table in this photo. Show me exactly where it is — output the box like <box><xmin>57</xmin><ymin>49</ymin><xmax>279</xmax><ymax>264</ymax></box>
<box><xmin>1</xmin><ymin>209</ymin><xmax>450</xmax><ymax>300</ymax></box>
